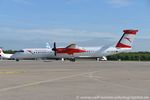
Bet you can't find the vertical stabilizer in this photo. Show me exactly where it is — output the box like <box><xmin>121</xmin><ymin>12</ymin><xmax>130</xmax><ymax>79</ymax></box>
<box><xmin>0</xmin><ymin>48</ymin><xmax>4</xmax><ymax>58</ymax></box>
<box><xmin>116</xmin><ymin>30</ymin><xmax>138</xmax><ymax>48</ymax></box>
<box><xmin>0</xmin><ymin>48</ymin><xmax>4</xmax><ymax>55</ymax></box>
<box><xmin>46</xmin><ymin>42</ymin><xmax>51</xmax><ymax>49</ymax></box>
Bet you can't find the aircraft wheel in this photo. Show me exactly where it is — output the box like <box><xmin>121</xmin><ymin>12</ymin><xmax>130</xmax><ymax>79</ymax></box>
<box><xmin>70</xmin><ymin>58</ymin><xmax>75</xmax><ymax>62</ymax></box>
<box><xmin>16</xmin><ymin>59</ymin><xmax>19</xmax><ymax>62</ymax></box>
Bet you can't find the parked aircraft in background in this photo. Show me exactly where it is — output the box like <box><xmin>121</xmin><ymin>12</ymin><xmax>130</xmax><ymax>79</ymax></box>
<box><xmin>0</xmin><ymin>48</ymin><xmax>13</xmax><ymax>59</ymax></box>
<box><xmin>11</xmin><ymin>29</ymin><xmax>138</xmax><ymax>61</ymax></box>
<box><xmin>0</xmin><ymin>43</ymin><xmax>53</xmax><ymax>61</ymax></box>
<box><xmin>11</xmin><ymin>43</ymin><xmax>53</xmax><ymax>61</ymax></box>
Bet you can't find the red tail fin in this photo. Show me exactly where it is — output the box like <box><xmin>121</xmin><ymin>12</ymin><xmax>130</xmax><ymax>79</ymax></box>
<box><xmin>116</xmin><ymin>30</ymin><xmax>138</xmax><ymax>48</ymax></box>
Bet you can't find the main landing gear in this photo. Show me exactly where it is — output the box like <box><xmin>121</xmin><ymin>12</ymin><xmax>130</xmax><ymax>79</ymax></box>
<box><xmin>69</xmin><ymin>58</ymin><xmax>76</xmax><ymax>62</ymax></box>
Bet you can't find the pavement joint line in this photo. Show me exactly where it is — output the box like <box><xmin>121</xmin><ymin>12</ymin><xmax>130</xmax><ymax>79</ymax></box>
<box><xmin>0</xmin><ymin>71</ymin><xmax>100</xmax><ymax>92</ymax></box>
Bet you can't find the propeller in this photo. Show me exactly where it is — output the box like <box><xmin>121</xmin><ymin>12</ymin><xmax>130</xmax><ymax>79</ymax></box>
<box><xmin>52</xmin><ymin>42</ymin><xmax>57</xmax><ymax>56</ymax></box>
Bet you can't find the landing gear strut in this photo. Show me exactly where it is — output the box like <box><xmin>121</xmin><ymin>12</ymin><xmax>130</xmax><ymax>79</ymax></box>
<box><xmin>96</xmin><ymin>58</ymin><xmax>100</xmax><ymax>61</ymax></box>
<box><xmin>61</xmin><ymin>58</ymin><xmax>65</xmax><ymax>61</ymax></box>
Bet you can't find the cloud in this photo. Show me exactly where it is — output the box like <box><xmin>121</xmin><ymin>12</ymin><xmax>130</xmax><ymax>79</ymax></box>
<box><xmin>0</xmin><ymin>27</ymin><xmax>120</xmax><ymax>49</ymax></box>
<box><xmin>11</xmin><ymin>0</ymin><xmax>32</xmax><ymax>5</ymax></box>
<box><xmin>65</xmin><ymin>0</ymin><xmax>82</xmax><ymax>4</ymax></box>
<box><xmin>107</xmin><ymin>0</ymin><xmax>131</xmax><ymax>7</ymax></box>
<box><xmin>0</xmin><ymin>27</ymin><xmax>118</xmax><ymax>42</ymax></box>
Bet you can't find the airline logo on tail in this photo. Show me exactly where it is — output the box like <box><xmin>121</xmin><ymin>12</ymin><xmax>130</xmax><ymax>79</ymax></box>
<box><xmin>124</xmin><ymin>37</ymin><xmax>132</xmax><ymax>43</ymax></box>
<box><xmin>116</xmin><ymin>30</ymin><xmax>138</xmax><ymax>48</ymax></box>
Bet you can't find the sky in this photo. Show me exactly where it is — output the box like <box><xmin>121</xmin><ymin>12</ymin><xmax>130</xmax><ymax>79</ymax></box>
<box><xmin>0</xmin><ymin>0</ymin><xmax>150</xmax><ymax>50</ymax></box>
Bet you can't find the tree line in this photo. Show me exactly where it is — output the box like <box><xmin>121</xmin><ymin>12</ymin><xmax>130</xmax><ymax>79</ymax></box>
<box><xmin>3</xmin><ymin>50</ymin><xmax>17</xmax><ymax>54</ymax></box>
<box><xmin>107</xmin><ymin>52</ymin><xmax>150</xmax><ymax>61</ymax></box>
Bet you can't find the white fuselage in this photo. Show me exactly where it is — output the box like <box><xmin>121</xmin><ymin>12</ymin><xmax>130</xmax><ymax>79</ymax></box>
<box><xmin>11</xmin><ymin>46</ymin><xmax>130</xmax><ymax>60</ymax></box>
<box><xmin>0</xmin><ymin>53</ymin><xmax>13</xmax><ymax>59</ymax></box>
<box><xmin>11</xmin><ymin>48</ymin><xmax>54</xmax><ymax>59</ymax></box>
<box><xmin>59</xmin><ymin>46</ymin><xmax>130</xmax><ymax>58</ymax></box>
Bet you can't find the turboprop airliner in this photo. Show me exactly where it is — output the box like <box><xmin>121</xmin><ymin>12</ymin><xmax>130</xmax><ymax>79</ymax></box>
<box><xmin>11</xmin><ymin>29</ymin><xmax>138</xmax><ymax>61</ymax></box>
<box><xmin>51</xmin><ymin>29</ymin><xmax>138</xmax><ymax>61</ymax></box>
<box><xmin>0</xmin><ymin>43</ymin><xmax>52</xmax><ymax>61</ymax></box>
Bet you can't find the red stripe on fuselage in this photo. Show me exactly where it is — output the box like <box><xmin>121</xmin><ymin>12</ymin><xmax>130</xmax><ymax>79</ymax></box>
<box><xmin>56</xmin><ymin>48</ymin><xmax>86</xmax><ymax>55</ymax></box>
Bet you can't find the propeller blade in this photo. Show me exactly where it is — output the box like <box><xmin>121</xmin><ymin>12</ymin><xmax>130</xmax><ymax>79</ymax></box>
<box><xmin>52</xmin><ymin>42</ymin><xmax>57</xmax><ymax>56</ymax></box>
<box><xmin>54</xmin><ymin>42</ymin><xmax>56</xmax><ymax>49</ymax></box>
